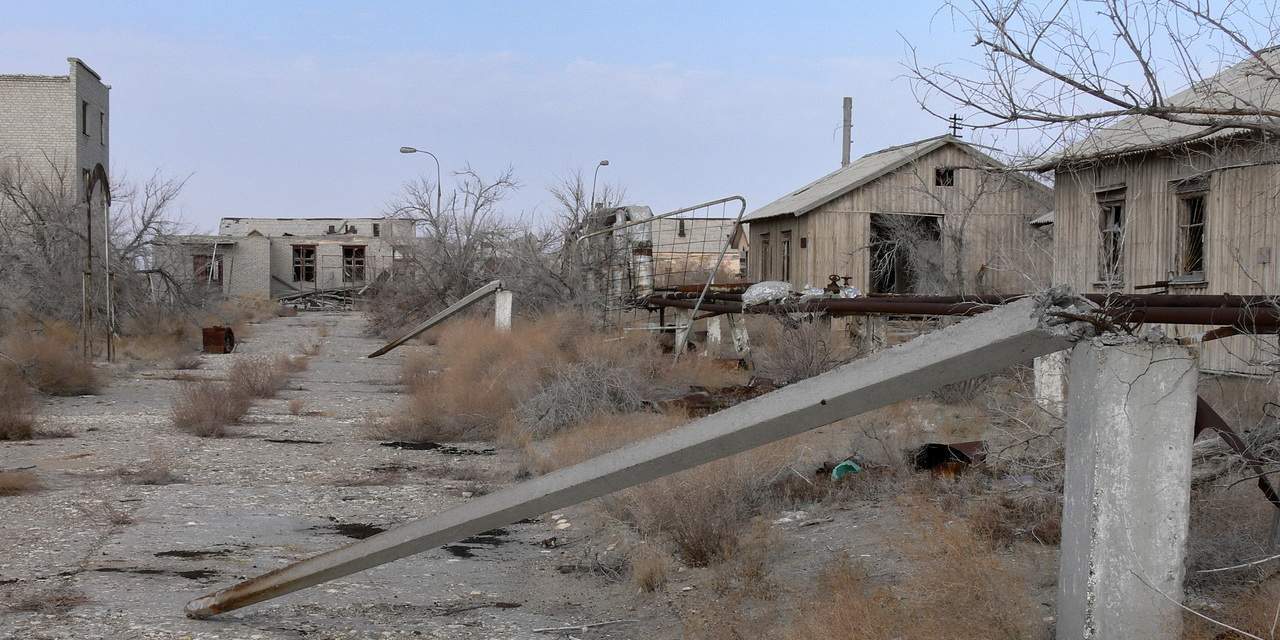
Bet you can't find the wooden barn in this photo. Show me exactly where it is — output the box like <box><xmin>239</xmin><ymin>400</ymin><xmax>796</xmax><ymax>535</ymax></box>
<box><xmin>743</xmin><ymin>135</ymin><xmax>1052</xmax><ymax>295</ymax></box>
<box><xmin>1041</xmin><ymin>49</ymin><xmax>1280</xmax><ymax>375</ymax></box>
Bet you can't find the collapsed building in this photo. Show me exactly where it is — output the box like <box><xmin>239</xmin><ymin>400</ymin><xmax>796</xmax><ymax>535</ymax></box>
<box><xmin>154</xmin><ymin>217</ymin><xmax>414</xmax><ymax>299</ymax></box>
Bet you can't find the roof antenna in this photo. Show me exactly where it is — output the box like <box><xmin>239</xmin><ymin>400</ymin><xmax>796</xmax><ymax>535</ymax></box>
<box><xmin>948</xmin><ymin>114</ymin><xmax>963</xmax><ymax>138</ymax></box>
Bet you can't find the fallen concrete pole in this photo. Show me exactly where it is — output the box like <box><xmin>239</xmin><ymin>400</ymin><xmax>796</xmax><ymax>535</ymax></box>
<box><xmin>1056</xmin><ymin>337</ymin><xmax>1197</xmax><ymax>639</ymax></box>
<box><xmin>366</xmin><ymin>280</ymin><xmax>503</xmax><ymax>358</ymax></box>
<box><xmin>186</xmin><ymin>295</ymin><xmax>1084</xmax><ymax>619</ymax></box>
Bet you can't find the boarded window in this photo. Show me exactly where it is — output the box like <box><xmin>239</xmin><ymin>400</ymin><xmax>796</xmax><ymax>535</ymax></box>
<box><xmin>934</xmin><ymin>167</ymin><xmax>955</xmax><ymax>187</ymax></box>
<box><xmin>1098</xmin><ymin>200</ymin><xmax>1125</xmax><ymax>283</ymax></box>
<box><xmin>343</xmin><ymin>245</ymin><xmax>366</xmax><ymax>282</ymax></box>
<box><xmin>193</xmin><ymin>254</ymin><xmax>223</xmax><ymax>284</ymax></box>
<box><xmin>292</xmin><ymin>245</ymin><xmax>316</xmax><ymax>282</ymax></box>
<box><xmin>780</xmin><ymin>231</ymin><xmax>792</xmax><ymax>282</ymax></box>
<box><xmin>1177</xmin><ymin>194</ymin><xmax>1207</xmax><ymax>280</ymax></box>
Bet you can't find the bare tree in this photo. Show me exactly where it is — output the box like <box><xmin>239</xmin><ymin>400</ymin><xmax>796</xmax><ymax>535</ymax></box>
<box><xmin>907</xmin><ymin>1</ymin><xmax>1280</xmax><ymax>155</ymax></box>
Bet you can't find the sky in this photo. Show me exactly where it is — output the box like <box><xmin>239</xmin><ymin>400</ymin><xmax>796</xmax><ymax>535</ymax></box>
<box><xmin>3</xmin><ymin>2</ymin><xmax>1006</xmax><ymax>231</ymax></box>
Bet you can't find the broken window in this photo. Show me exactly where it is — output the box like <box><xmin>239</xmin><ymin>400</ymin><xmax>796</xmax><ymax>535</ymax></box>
<box><xmin>781</xmin><ymin>231</ymin><xmax>792</xmax><ymax>282</ymax></box>
<box><xmin>327</xmin><ymin>225</ymin><xmax>336</xmax><ymax>234</ymax></box>
<box><xmin>870</xmin><ymin>213</ymin><xmax>942</xmax><ymax>294</ymax></box>
<box><xmin>193</xmin><ymin>254</ymin><xmax>223</xmax><ymax>284</ymax></box>
<box><xmin>759</xmin><ymin>233</ymin><xmax>771</xmax><ymax>280</ymax></box>
<box><xmin>292</xmin><ymin>245</ymin><xmax>316</xmax><ymax>282</ymax></box>
<box><xmin>1176</xmin><ymin>193</ymin><xmax>1207</xmax><ymax>281</ymax></box>
<box><xmin>343</xmin><ymin>245</ymin><xmax>366</xmax><ymax>282</ymax></box>
<box><xmin>372</xmin><ymin>223</ymin><xmax>381</xmax><ymax>237</ymax></box>
<box><xmin>1098</xmin><ymin>199</ymin><xmax>1125</xmax><ymax>284</ymax></box>
<box><xmin>99</xmin><ymin>111</ymin><xmax>105</xmax><ymax>145</ymax></box>
<box><xmin>677</xmin><ymin>219</ymin><xmax>686</xmax><ymax>238</ymax></box>
<box><xmin>347</xmin><ymin>225</ymin><xmax>358</xmax><ymax>234</ymax></box>
<box><xmin>81</xmin><ymin>100</ymin><xmax>89</xmax><ymax>135</ymax></box>
<box><xmin>935</xmin><ymin>167</ymin><xmax>955</xmax><ymax>187</ymax></box>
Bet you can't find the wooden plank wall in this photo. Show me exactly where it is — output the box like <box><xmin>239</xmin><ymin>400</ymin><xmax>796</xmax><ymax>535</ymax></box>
<box><xmin>1052</xmin><ymin>141</ymin><xmax>1280</xmax><ymax>375</ymax></box>
<box><xmin>748</xmin><ymin>143</ymin><xmax>1052</xmax><ymax>293</ymax></box>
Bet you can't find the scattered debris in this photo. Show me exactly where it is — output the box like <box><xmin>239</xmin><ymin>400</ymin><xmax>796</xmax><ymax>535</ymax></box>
<box><xmin>379</xmin><ymin>441</ymin><xmax>495</xmax><ymax>455</ymax></box>
<box><xmin>911</xmin><ymin>441</ymin><xmax>987</xmax><ymax>478</ymax></box>
<box><xmin>532</xmin><ymin>619</ymin><xmax>639</xmax><ymax>634</ymax></box>
<box><xmin>201</xmin><ymin>326</ymin><xmax>235</xmax><ymax>354</ymax></box>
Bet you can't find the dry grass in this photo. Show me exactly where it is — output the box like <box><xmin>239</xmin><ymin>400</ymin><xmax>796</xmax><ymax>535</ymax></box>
<box><xmin>0</xmin><ymin>470</ymin><xmax>42</xmax><ymax>496</ymax></box>
<box><xmin>171</xmin><ymin>382</ymin><xmax>251</xmax><ymax>437</ymax></box>
<box><xmin>316</xmin><ymin>325</ymin><xmax>330</xmax><ymax>338</ymax></box>
<box><xmin>1183</xmin><ymin>576</ymin><xmax>1280</xmax><ymax>639</ymax></box>
<box><xmin>228</xmin><ymin>355</ymin><xmax>291</xmax><ymax>398</ymax></box>
<box><xmin>0</xmin><ymin>361</ymin><xmax>36</xmax><ymax>440</ymax></box>
<box><xmin>0</xmin><ymin>323</ymin><xmax>100</xmax><ymax>396</ymax></box>
<box><xmin>782</xmin><ymin>499</ymin><xmax>1040</xmax><ymax>640</ymax></box>
<box><xmin>288</xmin><ymin>398</ymin><xmax>305</xmax><ymax>415</ymax></box>
<box><xmin>965</xmin><ymin>491</ymin><xmax>1062</xmax><ymax>548</ymax></box>
<box><xmin>628</xmin><ymin>543</ymin><xmax>670</xmax><ymax>593</ymax></box>
<box><xmin>171</xmin><ymin>352</ymin><xmax>203</xmax><ymax>370</ymax></box>
<box><xmin>384</xmin><ymin>315</ymin><xmax>743</xmax><ymax>443</ymax></box>
<box><xmin>77</xmin><ymin>499</ymin><xmax>135</xmax><ymax>526</ymax></box>
<box><xmin>748</xmin><ymin>315</ymin><xmax>847</xmax><ymax>385</ymax></box>
<box><xmin>519</xmin><ymin>411</ymin><xmax>687</xmax><ymax>475</ymax></box>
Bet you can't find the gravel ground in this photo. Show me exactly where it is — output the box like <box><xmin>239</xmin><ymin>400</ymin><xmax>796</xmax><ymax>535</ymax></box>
<box><xmin>0</xmin><ymin>312</ymin><xmax>686</xmax><ymax>640</ymax></box>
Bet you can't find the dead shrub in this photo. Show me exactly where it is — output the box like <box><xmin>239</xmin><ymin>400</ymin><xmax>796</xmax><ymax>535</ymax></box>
<box><xmin>0</xmin><ymin>362</ymin><xmax>36</xmax><ymax>440</ymax></box>
<box><xmin>514</xmin><ymin>361</ymin><xmax>651</xmax><ymax>438</ymax></box>
<box><xmin>0</xmin><ymin>470</ymin><xmax>42</xmax><ymax>496</ymax></box>
<box><xmin>749</xmin><ymin>315</ymin><xmax>846</xmax><ymax>385</ymax></box>
<box><xmin>276</xmin><ymin>305</ymin><xmax>298</xmax><ymax>317</ymax></box>
<box><xmin>1</xmin><ymin>324</ymin><xmax>100</xmax><ymax>396</ymax></box>
<box><xmin>228</xmin><ymin>355</ymin><xmax>289</xmax><ymax>398</ymax></box>
<box><xmin>171</xmin><ymin>382</ymin><xmax>250</xmax><ymax>437</ymax></box>
<box><xmin>288</xmin><ymin>398</ymin><xmax>305</xmax><ymax>415</ymax></box>
<box><xmin>1186</xmin><ymin>488</ymin><xmax>1279</xmax><ymax>597</ymax></box>
<box><xmin>171</xmin><ymin>352</ymin><xmax>203</xmax><ymax>370</ymax></box>
<box><xmin>709</xmin><ymin>520</ymin><xmax>778</xmax><ymax>599</ymax></box>
<box><xmin>603</xmin><ymin>456</ymin><xmax>778</xmax><ymax>567</ymax></box>
<box><xmin>628</xmin><ymin>544</ymin><xmax>670</xmax><ymax>593</ymax></box>
<box><xmin>77</xmin><ymin>499</ymin><xmax>135</xmax><ymax>526</ymax></box>
<box><xmin>116</xmin><ymin>448</ymin><xmax>181</xmax><ymax>485</ymax></box>
<box><xmin>931</xmin><ymin>374</ymin><xmax>994</xmax><ymax>405</ymax></box>
<box><xmin>1183</xmin><ymin>575</ymin><xmax>1280</xmax><ymax>639</ymax></box>
<box><xmin>7</xmin><ymin>586</ymin><xmax>90</xmax><ymax>614</ymax></box>
<box><xmin>966</xmin><ymin>492</ymin><xmax>1062</xmax><ymax>548</ymax></box>
<box><xmin>316</xmin><ymin>325</ymin><xmax>330</xmax><ymax>338</ymax></box>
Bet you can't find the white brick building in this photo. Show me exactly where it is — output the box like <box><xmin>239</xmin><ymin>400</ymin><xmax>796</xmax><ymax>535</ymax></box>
<box><xmin>156</xmin><ymin>217</ymin><xmax>415</xmax><ymax>299</ymax></box>
<box><xmin>0</xmin><ymin>57</ymin><xmax>110</xmax><ymax>202</ymax></box>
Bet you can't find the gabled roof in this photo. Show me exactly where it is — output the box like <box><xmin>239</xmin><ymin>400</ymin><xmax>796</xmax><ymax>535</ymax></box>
<box><xmin>744</xmin><ymin>135</ymin><xmax>984</xmax><ymax>221</ymax></box>
<box><xmin>1052</xmin><ymin>47</ymin><xmax>1280</xmax><ymax>163</ymax></box>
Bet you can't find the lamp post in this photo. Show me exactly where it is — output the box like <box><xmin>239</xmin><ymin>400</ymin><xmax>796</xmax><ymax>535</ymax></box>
<box><xmin>399</xmin><ymin>146</ymin><xmax>443</xmax><ymax>214</ymax></box>
<box><xmin>590</xmin><ymin>159</ymin><xmax>609</xmax><ymax>211</ymax></box>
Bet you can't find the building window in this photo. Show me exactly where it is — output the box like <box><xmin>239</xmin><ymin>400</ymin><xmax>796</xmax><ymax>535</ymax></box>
<box><xmin>81</xmin><ymin>100</ymin><xmax>89</xmax><ymax>136</ymax></box>
<box><xmin>372</xmin><ymin>223</ymin><xmax>381</xmax><ymax>237</ymax></box>
<box><xmin>193</xmin><ymin>255</ymin><xmax>223</xmax><ymax>284</ymax></box>
<box><xmin>677</xmin><ymin>219</ymin><xmax>687</xmax><ymax>238</ymax></box>
<box><xmin>799</xmin><ymin>237</ymin><xmax>808</xmax><ymax>249</ymax></box>
<box><xmin>780</xmin><ymin>231</ymin><xmax>792</xmax><ymax>281</ymax></box>
<box><xmin>759</xmin><ymin>233</ymin><xmax>771</xmax><ymax>280</ymax></box>
<box><xmin>1176</xmin><ymin>193</ymin><xmax>1207</xmax><ymax>281</ymax></box>
<box><xmin>292</xmin><ymin>245</ymin><xmax>316</xmax><ymax>282</ymax></box>
<box><xmin>99</xmin><ymin>111</ymin><xmax>105</xmax><ymax>145</ymax></box>
<box><xmin>1098</xmin><ymin>200</ymin><xmax>1125</xmax><ymax>284</ymax></box>
<box><xmin>935</xmin><ymin>167</ymin><xmax>955</xmax><ymax>187</ymax></box>
<box><xmin>327</xmin><ymin>225</ymin><xmax>336</xmax><ymax>234</ymax></box>
<box><xmin>343</xmin><ymin>245</ymin><xmax>366</xmax><ymax>282</ymax></box>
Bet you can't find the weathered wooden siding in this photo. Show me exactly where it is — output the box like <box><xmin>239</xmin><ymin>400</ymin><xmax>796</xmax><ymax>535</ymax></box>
<box><xmin>1052</xmin><ymin>142</ymin><xmax>1280</xmax><ymax>374</ymax></box>
<box><xmin>748</xmin><ymin>143</ymin><xmax>1051</xmax><ymax>293</ymax></box>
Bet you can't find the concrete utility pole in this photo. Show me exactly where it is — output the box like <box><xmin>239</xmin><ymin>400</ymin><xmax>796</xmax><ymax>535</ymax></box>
<box><xmin>841</xmin><ymin>97</ymin><xmax>852</xmax><ymax>167</ymax></box>
<box><xmin>186</xmin><ymin>296</ymin><xmax>1082</xmax><ymax>618</ymax></box>
<box><xmin>1056</xmin><ymin>338</ymin><xmax>1197</xmax><ymax>639</ymax></box>
<box><xmin>493</xmin><ymin>289</ymin><xmax>513</xmax><ymax>332</ymax></box>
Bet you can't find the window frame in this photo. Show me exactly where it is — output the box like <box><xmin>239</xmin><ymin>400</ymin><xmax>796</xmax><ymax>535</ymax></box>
<box><xmin>759</xmin><ymin>233</ymin><xmax>771</xmax><ymax>280</ymax></box>
<box><xmin>193</xmin><ymin>254</ymin><xmax>223</xmax><ymax>284</ymax></box>
<box><xmin>342</xmin><ymin>245</ymin><xmax>367</xmax><ymax>283</ymax></box>
<box><xmin>98</xmin><ymin>111</ymin><xmax>105</xmax><ymax>145</ymax></box>
<box><xmin>292</xmin><ymin>244</ymin><xmax>317</xmax><ymax>282</ymax></box>
<box><xmin>780</xmin><ymin>230</ymin><xmax>792</xmax><ymax>282</ymax></box>
<box><xmin>934</xmin><ymin>167</ymin><xmax>955</xmax><ymax>187</ymax></box>
<box><xmin>1173</xmin><ymin>191</ymin><xmax>1208</xmax><ymax>283</ymax></box>
<box><xmin>1097</xmin><ymin>197</ymin><xmax>1126</xmax><ymax>285</ymax></box>
<box><xmin>81</xmin><ymin>100</ymin><xmax>89</xmax><ymax>136</ymax></box>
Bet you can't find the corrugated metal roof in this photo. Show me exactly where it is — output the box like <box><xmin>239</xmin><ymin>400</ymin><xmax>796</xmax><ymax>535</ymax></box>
<box><xmin>743</xmin><ymin>135</ymin><xmax>957</xmax><ymax>221</ymax></box>
<box><xmin>1056</xmin><ymin>47</ymin><xmax>1280</xmax><ymax>161</ymax></box>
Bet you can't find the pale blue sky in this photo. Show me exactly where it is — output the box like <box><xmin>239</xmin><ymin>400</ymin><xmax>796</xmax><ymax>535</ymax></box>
<box><xmin>0</xmin><ymin>2</ymin><xmax>1166</xmax><ymax>230</ymax></box>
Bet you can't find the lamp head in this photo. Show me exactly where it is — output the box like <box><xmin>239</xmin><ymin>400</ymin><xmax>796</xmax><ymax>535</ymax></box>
<box><xmin>399</xmin><ymin>147</ymin><xmax>418</xmax><ymax>154</ymax></box>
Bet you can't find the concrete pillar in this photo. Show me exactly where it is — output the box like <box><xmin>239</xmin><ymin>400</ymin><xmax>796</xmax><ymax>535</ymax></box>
<box><xmin>493</xmin><ymin>290</ymin><xmax>513</xmax><ymax>332</ymax></box>
<box><xmin>672</xmin><ymin>308</ymin><xmax>693</xmax><ymax>353</ymax></box>
<box><xmin>727</xmin><ymin>313</ymin><xmax>751</xmax><ymax>362</ymax></box>
<box><xmin>702</xmin><ymin>315</ymin><xmax>722</xmax><ymax>358</ymax></box>
<box><xmin>1057</xmin><ymin>338</ymin><xmax>1197</xmax><ymax>640</ymax></box>
<box><xmin>1034</xmin><ymin>349</ymin><xmax>1067</xmax><ymax>416</ymax></box>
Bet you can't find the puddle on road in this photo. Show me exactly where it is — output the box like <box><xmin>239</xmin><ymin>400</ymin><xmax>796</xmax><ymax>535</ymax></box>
<box><xmin>442</xmin><ymin>528</ymin><xmax>510</xmax><ymax>559</ymax></box>
<box><xmin>93</xmin><ymin>567</ymin><xmax>219</xmax><ymax>581</ymax></box>
<box><xmin>312</xmin><ymin>522</ymin><xmax>386</xmax><ymax>539</ymax></box>
<box><xmin>379</xmin><ymin>442</ymin><xmax>495</xmax><ymax>456</ymax></box>
<box><xmin>154</xmin><ymin>549</ymin><xmax>234</xmax><ymax>559</ymax></box>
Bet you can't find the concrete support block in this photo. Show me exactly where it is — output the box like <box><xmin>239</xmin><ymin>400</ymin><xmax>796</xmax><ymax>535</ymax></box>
<box><xmin>494</xmin><ymin>290</ymin><xmax>513</xmax><ymax>332</ymax></box>
<box><xmin>702</xmin><ymin>315</ymin><xmax>722</xmax><ymax>358</ymax></box>
<box><xmin>1034</xmin><ymin>349</ymin><xmax>1068</xmax><ymax>416</ymax></box>
<box><xmin>1057</xmin><ymin>339</ymin><xmax>1197</xmax><ymax>640</ymax></box>
<box><xmin>727</xmin><ymin>313</ymin><xmax>751</xmax><ymax>361</ymax></box>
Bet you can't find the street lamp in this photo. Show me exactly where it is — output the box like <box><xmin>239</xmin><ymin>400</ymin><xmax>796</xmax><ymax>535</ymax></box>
<box><xmin>590</xmin><ymin>159</ymin><xmax>610</xmax><ymax>211</ymax></box>
<box><xmin>399</xmin><ymin>146</ymin><xmax>442</xmax><ymax>214</ymax></box>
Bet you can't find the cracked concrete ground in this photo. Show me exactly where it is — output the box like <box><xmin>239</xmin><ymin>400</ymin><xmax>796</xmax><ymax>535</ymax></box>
<box><xmin>0</xmin><ymin>312</ymin><xmax>692</xmax><ymax>639</ymax></box>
